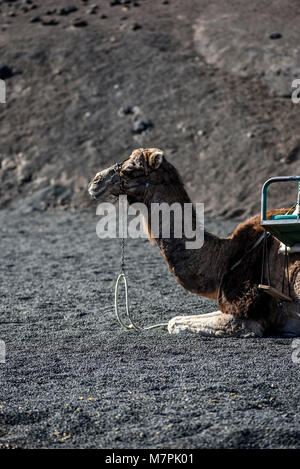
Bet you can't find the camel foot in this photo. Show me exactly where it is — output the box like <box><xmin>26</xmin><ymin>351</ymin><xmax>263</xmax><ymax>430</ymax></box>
<box><xmin>168</xmin><ymin>311</ymin><xmax>264</xmax><ymax>337</ymax></box>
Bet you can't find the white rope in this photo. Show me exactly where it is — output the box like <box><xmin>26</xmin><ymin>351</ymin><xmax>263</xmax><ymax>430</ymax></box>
<box><xmin>114</xmin><ymin>272</ymin><xmax>168</xmax><ymax>332</ymax></box>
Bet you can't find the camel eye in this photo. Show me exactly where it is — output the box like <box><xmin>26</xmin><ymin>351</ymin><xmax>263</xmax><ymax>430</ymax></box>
<box><xmin>126</xmin><ymin>163</ymin><xmax>136</xmax><ymax>172</ymax></box>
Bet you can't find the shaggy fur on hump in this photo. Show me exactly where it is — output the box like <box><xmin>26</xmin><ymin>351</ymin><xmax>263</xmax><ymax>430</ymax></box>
<box><xmin>218</xmin><ymin>210</ymin><xmax>286</xmax><ymax>324</ymax></box>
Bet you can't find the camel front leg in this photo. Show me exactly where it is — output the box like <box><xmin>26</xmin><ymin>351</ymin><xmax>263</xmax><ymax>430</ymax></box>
<box><xmin>168</xmin><ymin>311</ymin><xmax>264</xmax><ymax>337</ymax></box>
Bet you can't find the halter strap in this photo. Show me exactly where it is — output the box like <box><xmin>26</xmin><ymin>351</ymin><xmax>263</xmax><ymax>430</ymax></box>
<box><xmin>113</xmin><ymin>157</ymin><xmax>162</xmax><ymax>198</ymax></box>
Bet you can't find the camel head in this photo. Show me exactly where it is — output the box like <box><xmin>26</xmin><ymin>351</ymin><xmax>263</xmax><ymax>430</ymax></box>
<box><xmin>88</xmin><ymin>148</ymin><xmax>164</xmax><ymax>201</ymax></box>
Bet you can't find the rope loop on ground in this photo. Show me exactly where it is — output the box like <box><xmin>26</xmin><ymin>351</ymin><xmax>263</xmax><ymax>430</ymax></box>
<box><xmin>114</xmin><ymin>272</ymin><xmax>168</xmax><ymax>332</ymax></box>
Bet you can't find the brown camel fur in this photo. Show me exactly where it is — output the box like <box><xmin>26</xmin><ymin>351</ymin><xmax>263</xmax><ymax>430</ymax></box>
<box><xmin>88</xmin><ymin>148</ymin><xmax>300</xmax><ymax>337</ymax></box>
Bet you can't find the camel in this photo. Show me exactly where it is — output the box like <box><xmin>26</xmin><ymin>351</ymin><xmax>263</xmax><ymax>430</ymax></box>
<box><xmin>88</xmin><ymin>148</ymin><xmax>300</xmax><ymax>337</ymax></box>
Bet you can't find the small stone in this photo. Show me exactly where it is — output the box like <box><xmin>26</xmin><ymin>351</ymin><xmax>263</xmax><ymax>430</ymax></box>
<box><xmin>285</xmin><ymin>145</ymin><xmax>300</xmax><ymax>164</ymax></box>
<box><xmin>246</xmin><ymin>131</ymin><xmax>254</xmax><ymax>138</ymax></box>
<box><xmin>100</xmin><ymin>14</ymin><xmax>107</xmax><ymax>19</ymax></box>
<box><xmin>132</xmin><ymin>119</ymin><xmax>153</xmax><ymax>134</ymax></box>
<box><xmin>30</xmin><ymin>15</ymin><xmax>40</xmax><ymax>22</ymax></box>
<box><xmin>110</xmin><ymin>0</ymin><xmax>121</xmax><ymax>6</ymax></box>
<box><xmin>8</xmin><ymin>11</ymin><xmax>16</xmax><ymax>17</ymax></box>
<box><xmin>88</xmin><ymin>4</ymin><xmax>98</xmax><ymax>14</ymax></box>
<box><xmin>59</xmin><ymin>5</ymin><xmax>78</xmax><ymax>16</ymax></box>
<box><xmin>73</xmin><ymin>18</ymin><xmax>88</xmax><ymax>27</ymax></box>
<box><xmin>42</xmin><ymin>18</ymin><xmax>59</xmax><ymax>25</ymax></box>
<box><xmin>123</xmin><ymin>105</ymin><xmax>133</xmax><ymax>115</ymax></box>
<box><xmin>0</xmin><ymin>65</ymin><xmax>13</xmax><ymax>80</ymax></box>
<box><xmin>118</xmin><ymin>105</ymin><xmax>133</xmax><ymax>117</ymax></box>
<box><xmin>132</xmin><ymin>22</ymin><xmax>141</xmax><ymax>30</ymax></box>
<box><xmin>45</xmin><ymin>9</ymin><xmax>57</xmax><ymax>15</ymax></box>
<box><xmin>269</xmin><ymin>32</ymin><xmax>282</xmax><ymax>40</ymax></box>
<box><xmin>1</xmin><ymin>158</ymin><xmax>16</xmax><ymax>170</ymax></box>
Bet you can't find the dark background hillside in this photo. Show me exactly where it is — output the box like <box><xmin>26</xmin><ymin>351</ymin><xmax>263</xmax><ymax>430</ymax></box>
<box><xmin>1</xmin><ymin>0</ymin><xmax>300</xmax><ymax>218</ymax></box>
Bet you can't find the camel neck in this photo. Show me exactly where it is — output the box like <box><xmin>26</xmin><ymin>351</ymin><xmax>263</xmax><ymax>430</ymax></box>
<box><xmin>142</xmin><ymin>183</ymin><xmax>230</xmax><ymax>300</ymax></box>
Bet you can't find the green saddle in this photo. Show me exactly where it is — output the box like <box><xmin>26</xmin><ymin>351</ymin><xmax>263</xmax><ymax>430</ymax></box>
<box><xmin>261</xmin><ymin>177</ymin><xmax>300</xmax><ymax>247</ymax></box>
<box><xmin>271</xmin><ymin>214</ymin><xmax>298</xmax><ymax>220</ymax></box>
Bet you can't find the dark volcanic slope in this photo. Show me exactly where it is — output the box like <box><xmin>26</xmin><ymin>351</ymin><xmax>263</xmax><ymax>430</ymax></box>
<box><xmin>1</xmin><ymin>0</ymin><xmax>300</xmax><ymax>218</ymax></box>
<box><xmin>0</xmin><ymin>210</ymin><xmax>299</xmax><ymax>449</ymax></box>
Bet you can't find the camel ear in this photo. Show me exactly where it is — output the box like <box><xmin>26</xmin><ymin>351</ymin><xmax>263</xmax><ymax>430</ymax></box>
<box><xmin>149</xmin><ymin>151</ymin><xmax>164</xmax><ymax>169</ymax></box>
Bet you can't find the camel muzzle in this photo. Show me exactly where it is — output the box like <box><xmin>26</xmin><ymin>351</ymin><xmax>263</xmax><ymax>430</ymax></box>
<box><xmin>88</xmin><ymin>166</ymin><xmax>121</xmax><ymax>200</ymax></box>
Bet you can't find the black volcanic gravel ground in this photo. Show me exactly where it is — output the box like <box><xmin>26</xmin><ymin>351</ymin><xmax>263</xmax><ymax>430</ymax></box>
<box><xmin>0</xmin><ymin>209</ymin><xmax>299</xmax><ymax>449</ymax></box>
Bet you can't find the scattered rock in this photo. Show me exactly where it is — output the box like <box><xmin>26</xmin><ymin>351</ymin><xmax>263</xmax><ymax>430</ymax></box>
<box><xmin>132</xmin><ymin>119</ymin><xmax>153</xmax><ymax>134</ymax></box>
<box><xmin>100</xmin><ymin>14</ymin><xmax>107</xmax><ymax>19</ymax></box>
<box><xmin>110</xmin><ymin>0</ymin><xmax>121</xmax><ymax>6</ymax></box>
<box><xmin>59</xmin><ymin>5</ymin><xmax>78</xmax><ymax>16</ymax></box>
<box><xmin>1</xmin><ymin>158</ymin><xmax>16</xmax><ymax>171</ymax></box>
<box><xmin>118</xmin><ymin>105</ymin><xmax>136</xmax><ymax>117</ymax></box>
<box><xmin>285</xmin><ymin>145</ymin><xmax>300</xmax><ymax>164</ymax></box>
<box><xmin>16</xmin><ymin>159</ymin><xmax>32</xmax><ymax>184</ymax></box>
<box><xmin>73</xmin><ymin>18</ymin><xmax>88</xmax><ymax>27</ymax></box>
<box><xmin>53</xmin><ymin>68</ymin><xmax>63</xmax><ymax>76</ymax></box>
<box><xmin>132</xmin><ymin>22</ymin><xmax>142</xmax><ymax>31</ymax></box>
<box><xmin>131</xmin><ymin>105</ymin><xmax>141</xmax><ymax>116</ymax></box>
<box><xmin>88</xmin><ymin>4</ymin><xmax>98</xmax><ymax>14</ymax></box>
<box><xmin>0</xmin><ymin>65</ymin><xmax>13</xmax><ymax>80</ymax></box>
<box><xmin>269</xmin><ymin>33</ymin><xmax>282</xmax><ymax>40</ymax></box>
<box><xmin>45</xmin><ymin>9</ymin><xmax>57</xmax><ymax>15</ymax></box>
<box><xmin>30</xmin><ymin>15</ymin><xmax>40</xmax><ymax>22</ymax></box>
<box><xmin>42</xmin><ymin>18</ymin><xmax>59</xmax><ymax>26</ymax></box>
<box><xmin>122</xmin><ymin>105</ymin><xmax>133</xmax><ymax>115</ymax></box>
